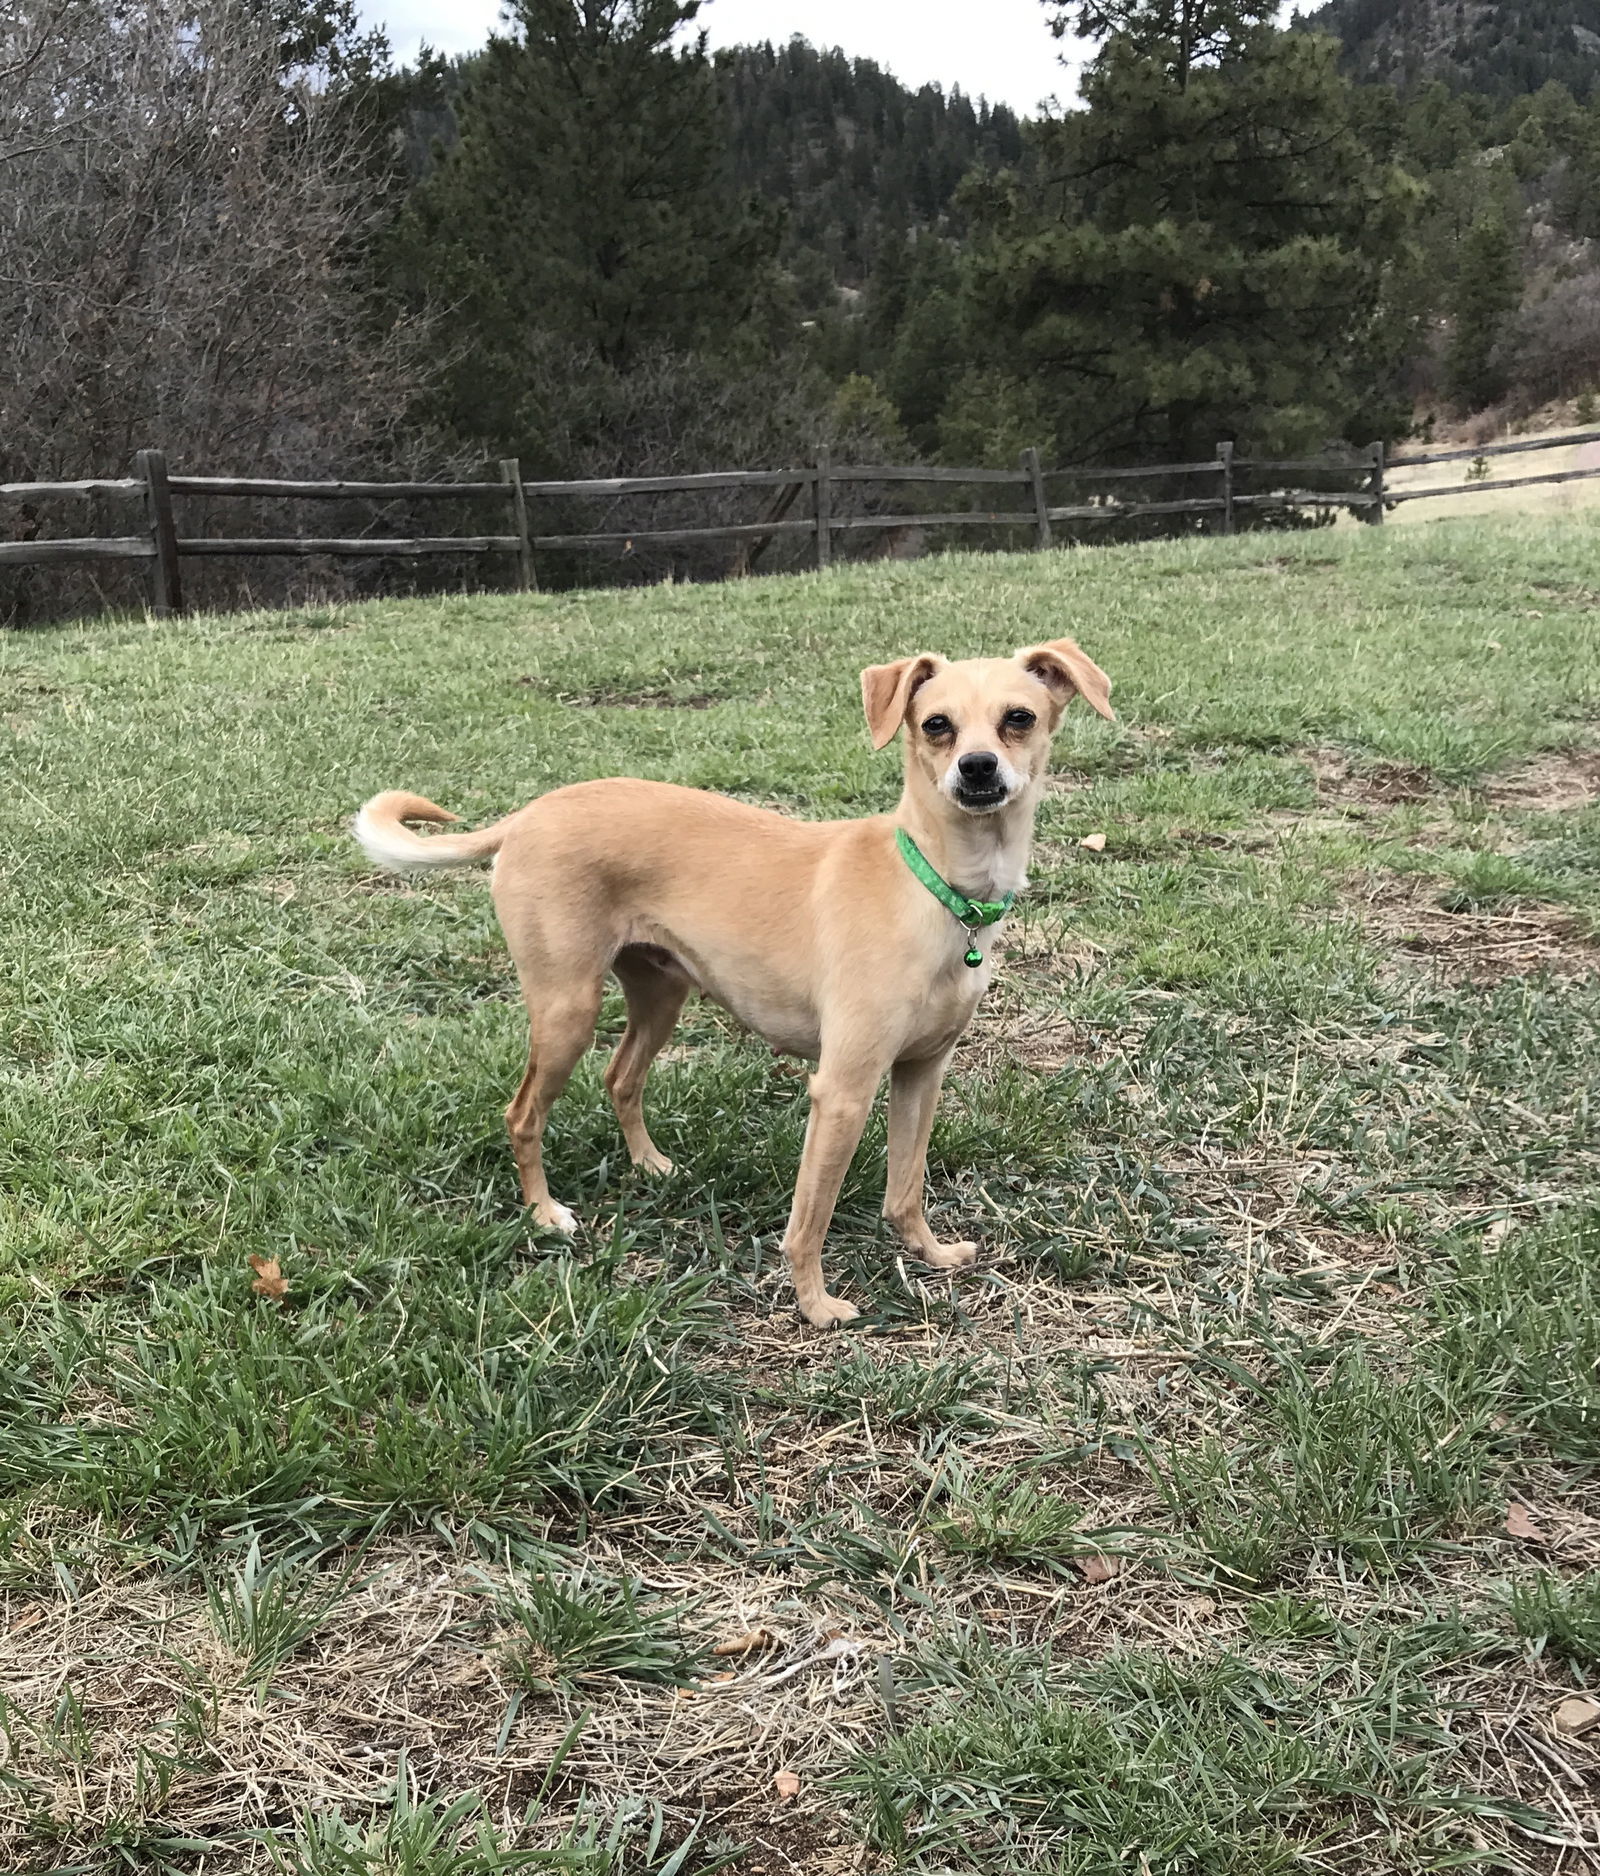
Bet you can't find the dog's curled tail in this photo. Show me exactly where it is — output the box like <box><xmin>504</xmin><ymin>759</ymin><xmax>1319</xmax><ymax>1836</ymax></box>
<box><xmin>353</xmin><ymin>790</ymin><xmax>511</xmax><ymax>872</ymax></box>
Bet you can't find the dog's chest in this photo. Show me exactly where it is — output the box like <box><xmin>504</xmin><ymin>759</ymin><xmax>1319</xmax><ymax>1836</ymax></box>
<box><xmin>690</xmin><ymin>947</ymin><xmax>984</xmax><ymax>1066</ymax></box>
<box><xmin>903</xmin><ymin>967</ymin><xmax>987</xmax><ymax>1057</ymax></box>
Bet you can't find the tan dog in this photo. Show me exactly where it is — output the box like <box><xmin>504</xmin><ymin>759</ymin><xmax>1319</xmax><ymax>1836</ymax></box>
<box><xmin>353</xmin><ymin>639</ymin><xmax>1113</xmax><ymax>1326</ymax></box>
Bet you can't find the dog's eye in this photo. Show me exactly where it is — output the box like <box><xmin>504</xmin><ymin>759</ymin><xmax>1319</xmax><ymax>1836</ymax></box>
<box><xmin>921</xmin><ymin>714</ymin><xmax>953</xmax><ymax>737</ymax></box>
<box><xmin>1003</xmin><ymin>708</ymin><xmax>1037</xmax><ymax>732</ymax></box>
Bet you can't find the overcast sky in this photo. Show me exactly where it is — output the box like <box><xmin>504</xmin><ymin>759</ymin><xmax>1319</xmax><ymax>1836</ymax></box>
<box><xmin>355</xmin><ymin>0</ymin><xmax>1086</xmax><ymax>114</ymax></box>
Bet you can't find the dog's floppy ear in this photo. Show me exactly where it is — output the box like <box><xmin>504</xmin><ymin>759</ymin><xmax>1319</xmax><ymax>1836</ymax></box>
<box><xmin>1013</xmin><ymin>638</ymin><xmax>1115</xmax><ymax>721</ymax></box>
<box><xmin>861</xmin><ymin>653</ymin><xmax>945</xmax><ymax>750</ymax></box>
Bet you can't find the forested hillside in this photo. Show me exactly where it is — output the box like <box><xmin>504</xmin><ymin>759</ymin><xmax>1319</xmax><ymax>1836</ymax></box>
<box><xmin>1299</xmin><ymin>0</ymin><xmax>1600</xmax><ymax>101</ymax></box>
<box><xmin>386</xmin><ymin>38</ymin><xmax>1022</xmax><ymax>301</ymax></box>
<box><xmin>721</xmin><ymin>42</ymin><xmax>1023</xmax><ymax>292</ymax></box>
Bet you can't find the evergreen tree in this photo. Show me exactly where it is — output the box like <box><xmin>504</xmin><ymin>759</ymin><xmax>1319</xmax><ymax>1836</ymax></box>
<box><xmin>955</xmin><ymin>3</ymin><xmax>1421</xmax><ymax>463</ymax></box>
<box><xmin>393</xmin><ymin>0</ymin><xmax>776</xmax><ymax>449</ymax></box>
<box><xmin>1445</xmin><ymin>207</ymin><xmax>1522</xmax><ymax>408</ymax></box>
<box><xmin>1052</xmin><ymin>0</ymin><xmax>1281</xmax><ymax>84</ymax></box>
<box><xmin>883</xmin><ymin>243</ymin><xmax>967</xmax><ymax>453</ymax></box>
<box><xmin>253</xmin><ymin>0</ymin><xmax>388</xmax><ymax>81</ymax></box>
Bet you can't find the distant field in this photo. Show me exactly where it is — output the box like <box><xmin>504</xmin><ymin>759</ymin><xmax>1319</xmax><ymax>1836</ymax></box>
<box><xmin>5</xmin><ymin>517</ymin><xmax>1600</xmax><ymax>1873</ymax></box>
<box><xmin>1380</xmin><ymin>420</ymin><xmax>1600</xmax><ymax>526</ymax></box>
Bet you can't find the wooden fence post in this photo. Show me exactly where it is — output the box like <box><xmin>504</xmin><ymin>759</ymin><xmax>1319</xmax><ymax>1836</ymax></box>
<box><xmin>1022</xmin><ymin>447</ymin><xmax>1051</xmax><ymax>549</ymax></box>
<box><xmin>814</xmin><ymin>448</ymin><xmax>832</xmax><ymax>570</ymax></box>
<box><xmin>730</xmin><ymin>479</ymin><xmax>805</xmax><ymax>577</ymax></box>
<box><xmin>1217</xmin><ymin>441</ymin><xmax>1235</xmax><ymax>535</ymax></box>
<box><xmin>136</xmin><ymin>448</ymin><xmax>183</xmax><ymax>616</ymax></box>
<box><xmin>500</xmin><ymin>459</ymin><xmax>537</xmax><ymax>591</ymax></box>
<box><xmin>1369</xmin><ymin>441</ymin><xmax>1386</xmax><ymax>525</ymax></box>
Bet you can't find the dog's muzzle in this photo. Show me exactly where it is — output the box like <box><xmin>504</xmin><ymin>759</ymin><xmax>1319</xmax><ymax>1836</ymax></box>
<box><xmin>952</xmin><ymin>749</ymin><xmax>1010</xmax><ymax>812</ymax></box>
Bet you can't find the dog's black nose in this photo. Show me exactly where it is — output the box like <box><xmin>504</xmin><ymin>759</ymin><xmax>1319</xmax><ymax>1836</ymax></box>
<box><xmin>958</xmin><ymin>751</ymin><xmax>1001</xmax><ymax>785</ymax></box>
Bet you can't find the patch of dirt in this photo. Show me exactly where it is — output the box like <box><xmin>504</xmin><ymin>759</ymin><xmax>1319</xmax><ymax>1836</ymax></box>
<box><xmin>958</xmin><ymin>1011</ymin><xmax>1089</xmax><ymax>1075</ymax></box>
<box><xmin>522</xmin><ymin>679</ymin><xmax>722</xmax><ymax>710</ymax></box>
<box><xmin>1303</xmin><ymin>746</ymin><xmax>1434</xmax><ymax>806</ymax></box>
<box><xmin>1483</xmin><ymin>750</ymin><xmax>1600</xmax><ymax>815</ymax></box>
<box><xmin>1527</xmin><ymin>581</ymin><xmax>1600</xmax><ymax>608</ymax></box>
<box><xmin>698</xmin><ymin>1804</ymin><xmax>864</xmax><ymax>1875</ymax></box>
<box><xmin>1342</xmin><ymin>873</ymin><xmax>1598</xmax><ymax>985</ymax></box>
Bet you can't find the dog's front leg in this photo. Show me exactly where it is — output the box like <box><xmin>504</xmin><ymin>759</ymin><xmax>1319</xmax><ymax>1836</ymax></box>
<box><xmin>783</xmin><ymin>1059</ymin><xmax>881</xmax><ymax>1328</ymax></box>
<box><xmin>883</xmin><ymin>1049</ymin><xmax>977</xmax><ymax>1270</ymax></box>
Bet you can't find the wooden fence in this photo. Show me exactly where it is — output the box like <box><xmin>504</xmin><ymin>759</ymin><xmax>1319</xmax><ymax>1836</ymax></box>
<box><xmin>5</xmin><ymin>428</ymin><xmax>1599</xmax><ymax>617</ymax></box>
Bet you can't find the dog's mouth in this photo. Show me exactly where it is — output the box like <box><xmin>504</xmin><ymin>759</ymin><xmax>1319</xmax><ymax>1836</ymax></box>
<box><xmin>952</xmin><ymin>785</ymin><xmax>1011</xmax><ymax>813</ymax></box>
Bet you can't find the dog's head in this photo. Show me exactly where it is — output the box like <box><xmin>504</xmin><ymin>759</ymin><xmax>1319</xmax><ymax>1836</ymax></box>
<box><xmin>860</xmin><ymin>640</ymin><xmax>1114</xmax><ymax>815</ymax></box>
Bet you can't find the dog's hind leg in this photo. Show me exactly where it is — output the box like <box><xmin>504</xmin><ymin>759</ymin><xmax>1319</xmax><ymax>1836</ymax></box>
<box><xmin>506</xmin><ymin>970</ymin><xmax>605</xmax><ymax>1234</ymax></box>
<box><xmin>883</xmin><ymin>1048</ymin><xmax>976</xmax><ymax>1270</ymax></box>
<box><xmin>605</xmin><ymin>947</ymin><xmax>690</xmax><ymax>1174</ymax></box>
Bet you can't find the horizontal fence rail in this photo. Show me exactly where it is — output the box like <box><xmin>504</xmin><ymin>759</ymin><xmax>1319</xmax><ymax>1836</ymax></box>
<box><xmin>1389</xmin><ymin>426</ymin><xmax>1600</xmax><ymax>470</ymax></box>
<box><xmin>0</xmin><ymin>536</ymin><xmax>155</xmax><ymax>564</ymax></box>
<box><xmin>1387</xmin><ymin>466</ymin><xmax>1600</xmax><ymax>503</ymax></box>
<box><xmin>6</xmin><ymin>429</ymin><xmax>1599</xmax><ymax>615</ymax></box>
<box><xmin>168</xmin><ymin>475</ymin><xmax>512</xmax><ymax>499</ymax></box>
<box><xmin>180</xmin><ymin>536</ymin><xmax>522</xmax><ymax>556</ymax></box>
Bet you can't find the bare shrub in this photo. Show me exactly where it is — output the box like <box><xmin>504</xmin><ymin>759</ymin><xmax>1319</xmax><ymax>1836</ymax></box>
<box><xmin>0</xmin><ymin>0</ymin><xmax>442</xmax><ymax>624</ymax></box>
<box><xmin>1461</xmin><ymin>408</ymin><xmax>1505</xmax><ymax>447</ymax></box>
<box><xmin>1495</xmin><ymin>270</ymin><xmax>1600</xmax><ymax>415</ymax></box>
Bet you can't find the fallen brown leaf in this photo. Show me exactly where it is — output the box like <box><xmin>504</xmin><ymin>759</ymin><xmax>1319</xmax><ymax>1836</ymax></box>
<box><xmin>712</xmin><ymin>1627</ymin><xmax>776</xmax><ymax>1657</ymax></box>
<box><xmin>1504</xmin><ymin>1501</ymin><xmax>1548</xmax><ymax>1543</ymax></box>
<box><xmin>1552</xmin><ymin>1695</ymin><xmax>1600</xmax><ymax>1738</ymax></box>
<box><xmin>248</xmin><ymin>1254</ymin><xmax>288</xmax><ymax>1301</ymax></box>
<box><xmin>1079</xmin><ymin>832</ymin><xmax>1107</xmax><ymax>853</ymax></box>
<box><xmin>1073</xmin><ymin>1553</ymin><xmax>1122</xmax><ymax>1585</ymax></box>
<box><xmin>774</xmin><ymin>1769</ymin><xmax>801</xmax><ymax>1802</ymax></box>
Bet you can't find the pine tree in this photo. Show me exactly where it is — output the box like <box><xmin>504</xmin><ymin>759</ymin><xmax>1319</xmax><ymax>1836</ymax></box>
<box><xmin>253</xmin><ymin>0</ymin><xmax>387</xmax><ymax>81</ymax></box>
<box><xmin>885</xmin><ymin>271</ymin><xmax>967</xmax><ymax>453</ymax></box>
<box><xmin>959</xmin><ymin>3</ymin><xmax>1421</xmax><ymax>462</ymax></box>
<box><xmin>1445</xmin><ymin>208</ymin><xmax>1522</xmax><ymax>409</ymax></box>
<box><xmin>1053</xmin><ymin>0</ymin><xmax>1282</xmax><ymax>85</ymax></box>
<box><xmin>393</xmin><ymin>0</ymin><xmax>776</xmax><ymax>446</ymax></box>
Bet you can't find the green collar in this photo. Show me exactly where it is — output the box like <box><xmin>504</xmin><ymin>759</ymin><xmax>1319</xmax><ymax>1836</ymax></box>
<box><xmin>896</xmin><ymin>827</ymin><xmax>1016</xmax><ymax>968</ymax></box>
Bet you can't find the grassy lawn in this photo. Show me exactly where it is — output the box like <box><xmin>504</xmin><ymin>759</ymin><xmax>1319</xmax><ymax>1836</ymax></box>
<box><xmin>5</xmin><ymin>515</ymin><xmax>1600</xmax><ymax>1874</ymax></box>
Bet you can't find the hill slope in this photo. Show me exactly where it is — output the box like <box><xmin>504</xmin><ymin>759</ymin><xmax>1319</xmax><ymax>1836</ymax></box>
<box><xmin>1297</xmin><ymin>0</ymin><xmax>1600</xmax><ymax>98</ymax></box>
<box><xmin>722</xmin><ymin>39</ymin><xmax>1024</xmax><ymax>290</ymax></box>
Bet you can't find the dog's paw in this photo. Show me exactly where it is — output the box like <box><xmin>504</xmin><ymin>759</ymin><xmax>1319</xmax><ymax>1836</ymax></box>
<box><xmin>632</xmin><ymin>1148</ymin><xmax>674</xmax><ymax>1176</ymax></box>
<box><xmin>918</xmin><ymin>1238</ymin><xmax>978</xmax><ymax>1270</ymax></box>
<box><xmin>802</xmin><ymin>1292</ymin><xmax>861</xmax><ymax>1329</ymax></box>
<box><xmin>534</xmin><ymin>1201</ymin><xmax>579</xmax><ymax>1235</ymax></box>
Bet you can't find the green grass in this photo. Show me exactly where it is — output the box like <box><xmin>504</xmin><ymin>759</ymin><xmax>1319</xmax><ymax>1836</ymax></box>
<box><xmin>5</xmin><ymin>516</ymin><xmax>1600</xmax><ymax>1870</ymax></box>
<box><xmin>496</xmin><ymin>1568</ymin><xmax>707</xmax><ymax>1694</ymax></box>
<box><xmin>930</xmin><ymin>1470</ymin><xmax>1103</xmax><ymax>1571</ymax></box>
<box><xmin>850</xmin><ymin>1632</ymin><xmax>1544</xmax><ymax>1874</ymax></box>
<box><xmin>267</xmin><ymin>1753</ymin><xmax>737</xmax><ymax>1875</ymax></box>
<box><xmin>204</xmin><ymin>1535</ymin><xmax>366</xmax><ymax>1694</ymax></box>
<box><xmin>788</xmin><ymin>1345</ymin><xmax>1019</xmax><ymax>1432</ymax></box>
<box><xmin>1432</xmin><ymin>1209</ymin><xmax>1600</xmax><ymax>1461</ymax></box>
<box><xmin>1508</xmin><ymin>1571</ymin><xmax>1600</xmax><ymax>1672</ymax></box>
